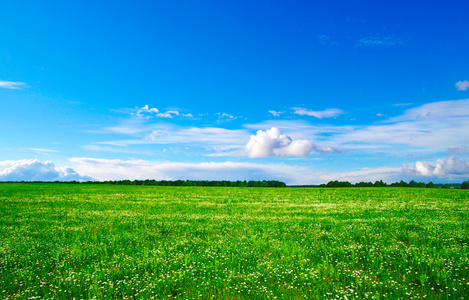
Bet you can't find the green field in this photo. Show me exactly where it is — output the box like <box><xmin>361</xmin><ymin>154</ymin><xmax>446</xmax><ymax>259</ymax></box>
<box><xmin>0</xmin><ymin>184</ymin><xmax>468</xmax><ymax>299</ymax></box>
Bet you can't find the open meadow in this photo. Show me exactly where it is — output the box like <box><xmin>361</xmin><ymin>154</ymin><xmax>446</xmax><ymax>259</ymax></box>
<box><xmin>0</xmin><ymin>183</ymin><xmax>468</xmax><ymax>299</ymax></box>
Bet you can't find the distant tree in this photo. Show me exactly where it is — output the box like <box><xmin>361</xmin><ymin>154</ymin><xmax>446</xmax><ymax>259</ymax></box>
<box><xmin>440</xmin><ymin>184</ymin><xmax>449</xmax><ymax>189</ymax></box>
<box><xmin>426</xmin><ymin>182</ymin><xmax>437</xmax><ymax>188</ymax></box>
<box><xmin>461</xmin><ymin>181</ymin><xmax>469</xmax><ymax>190</ymax></box>
<box><xmin>355</xmin><ymin>181</ymin><xmax>373</xmax><ymax>187</ymax></box>
<box><xmin>408</xmin><ymin>180</ymin><xmax>420</xmax><ymax>188</ymax></box>
<box><xmin>374</xmin><ymin>180</ymin><xmax>387</xmax><ymax>187</ymax></box>
<box><xmin>390</xmin><ymin>180</ymin><xmax>409</xmax><ymax>187</ymax></box>
<box><xmin>326</xmin><ymin>180</ymin><xmax>352</xmax><ymax>187</ymax></box>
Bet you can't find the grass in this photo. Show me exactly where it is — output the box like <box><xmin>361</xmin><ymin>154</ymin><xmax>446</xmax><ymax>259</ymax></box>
<box><xmin>0</xmin><ymin>183</ymin><xmax>468</xmax><ymax>299</ymax></box>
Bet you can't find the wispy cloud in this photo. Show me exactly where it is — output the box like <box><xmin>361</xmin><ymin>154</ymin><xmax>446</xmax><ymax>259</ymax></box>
<box><xmin>0</xmin><ymin>80</ymin><xmax>26</xmax><ymax>90</ymax></box>
<box><xmin>316</xmin><ymin>34</ymin><xmax>338</xmax><ymax>46</ymax></box>
<box><xmin>144</xmin><ymin>126</ymin><xmax>249</xmax><ymax>146</ymax></box>
<box><xmin>89</xmin><ymin>123</ymin><xmax>250</xmax><ymax>150</ymax></box>
<box><xmin>456</xmin><ymin>80</ymin><xmax>469</xmax><ymax>91</ymax></box>
<box><xmin>216</xmin><ymin>112</ymin><xmax>241</xmax><ymax>122</ymax></box>
<box><xmin>319</xmin><ymin>166</ymin><xmax>402</xmax><ymax>184</ymax></box>
<box><xmin>292</xmin><ymin>107</ymin><xmax>345</xmax><ymax>119</ymax></box>
<box><xmin>268</xmin><ymin>110</ymin><xmax>284</xmax><ymax>117</ymax></box>
<box><xmin>356</xmin><ymin>35</ymin><xmax>403</xmax><ymax>47</ymax></box>
<box><xmin>387</xmin><ymin>99</ymin><xmax>469</xmax><ymax>122</ymax></box>
<box><xmin>82</xmin><ymin>145</ymin><xmax>153</xmax><ymax>155</ymax></box>
<box><xmin>329</xmin><ymin>99</ymin><xmax>469</xmax><ymax>153</ymax></box>
<box><xmin>5</xmin><ymin>148</ymin><xmax>59</xmax><ymax>153</ymax></box>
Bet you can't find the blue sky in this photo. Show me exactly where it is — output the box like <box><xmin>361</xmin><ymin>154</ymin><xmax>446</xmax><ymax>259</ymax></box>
<box><xmin>1</xmin><ymin>0</ymin><xmax>468</xmax><ymax>184</ymax></box>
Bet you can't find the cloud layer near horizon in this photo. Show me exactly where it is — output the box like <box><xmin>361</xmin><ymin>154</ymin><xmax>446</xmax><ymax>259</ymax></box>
<box><xmin>403</xmin><ymin>156</ymin><xmax>469</xmax><ymax>178</ymax></box>
<box><xmin>0</xmin><ymin>159</ymin><xmax>93</xmax><ymax>181</ymax></box>
<box><xmin>1</xmin><ymin>156</ymin><xmax>469</xmax><ymax>184</ymax></box>
<box><xmin>69</xmin><ymin>157</ymin><xmax>320</xmax><ymax>184</ymax></box>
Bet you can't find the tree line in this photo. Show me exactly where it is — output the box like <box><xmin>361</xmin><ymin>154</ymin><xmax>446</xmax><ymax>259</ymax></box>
<box><xmin>320</xmin><ymin>180</ymin><xmax>469</xmax><ymax>189</ymax></box>
<box><xmin>2</xmin><ymin>179</ymin><xmax>287</xmax><ymax>187</ymax></box>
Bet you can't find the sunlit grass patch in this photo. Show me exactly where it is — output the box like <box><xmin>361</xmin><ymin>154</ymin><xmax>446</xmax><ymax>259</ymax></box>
<box><xmin>0</xmin><ymin>184</ymin><xmax>468</xmax><ymax>299</ymax></box>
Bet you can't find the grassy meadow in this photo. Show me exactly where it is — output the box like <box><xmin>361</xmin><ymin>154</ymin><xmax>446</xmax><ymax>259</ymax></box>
<box><xmin>0</xmin><ymin>184</ymin><xmax>468</xmax><ymax>299</ymax></box>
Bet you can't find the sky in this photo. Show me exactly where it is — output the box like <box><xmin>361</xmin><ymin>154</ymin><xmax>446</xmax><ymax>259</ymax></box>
<box><xmin>1</xmin><ymin>0</ymin><xmax>469</xmax><ymax>184</ymax></box>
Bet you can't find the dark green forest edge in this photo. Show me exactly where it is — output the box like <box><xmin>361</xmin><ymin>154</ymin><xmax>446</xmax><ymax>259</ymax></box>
<box><xmin>1</xmin><ymin>179</ymin><xmax>469</xmax><ymax>188</ymax></box>
<box><xmin>319</xmin><ymin>179</ymin><xmax>469</xmax><ymax>189</ymax></box>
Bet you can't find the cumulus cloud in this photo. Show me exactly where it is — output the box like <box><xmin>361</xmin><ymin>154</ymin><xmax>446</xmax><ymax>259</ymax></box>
<box><xmin>156</xmin><ymin>110</ymin><xmax>179</xmax><ymax>118</ymax></box>
<box><xmin>292</xmin><ymin>107</ymin><xmax>344</xmax><ymax>119</ymax></box>
<box><xmin>456</xmin><ymin>80</ymin><xmax>469</xmax><ymax>91</ymax></box>
<box><xmin>136</xmin><ymin>104</ymin><xmax>159</xmax><ymax>118</ymax></box>
<box><xmin>0</xmin><ymin>80</ymin><xmax>26</xmax><ymax>89</ymax></box>
<box><xmin>0</xmin><ymin>159</ymin><xmax>94</xmax><ymax>181</ymax></box>
<box><xmin>244</xmin><ymin>127</ymin><xmax>314</xmax><ymax>158</ymax></box>
<box><xmin>403</xmin><ymin>156</ymin><xmax>469</xmax><ymax>178</ymax></box>
<box><xmin>134</xmin><ymin>105</ymin><xmax>190</xmax><ymax>119</ymax></box>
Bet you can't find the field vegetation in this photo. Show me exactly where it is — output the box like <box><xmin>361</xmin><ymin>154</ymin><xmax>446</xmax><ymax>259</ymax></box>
<box><xmin>0</xmin><ymin>184</ymin><xmax>468</xmax><ymax>299</ymax></box>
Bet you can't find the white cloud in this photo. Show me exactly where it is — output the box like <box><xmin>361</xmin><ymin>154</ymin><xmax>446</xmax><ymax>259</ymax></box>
<box><xmin>136</xmin><ymin>104</ymin><xmax>159</xmax><ymax>118</ymax></box>
<box><xmin>134</xmin><ymin>105</ymin><xmax>191</xmax><ymax>119</ymax></box>
<box><xmin>244</xmin><ymin>127</ymin><xmax>314</xmax><ymax>158</ymax></box>
<box><xmin>5</xmin><ymin>148</ymin><xmax>59</xmax><ymax>153</ymax></box>
<box><xmin>156</xmin><ymin>110</ymin><xmax>179</xmax><ymax>118</ymax></box>
<box><xmin>389</xmin><ymin>99</ymin><xmax>469</xmax><ymax>122</ymax></box>
<box><xmin>292</xmin><ymin>107</ymin><xmax>345</xmax><ymax>119</ymax></box>
<box><xmin>456</xmin><ymin>80</ymin><xmax>469</xmax><ymax>91</ymax></box>
<box><xmin>0</xmin><ymin>159</ymin><xmax>93</xmax><ymax>181</ymax></box>
<box><xmin>268</xmin><ymin>110</ymin><xmax>284</xmax><ymax>117</ymax></box>
<box><xmin>319</xmin><ymin>167</ymin><xmax>403</xmax><ymax>184</ymax></box>
<box><xmin>332</xmin><ymin>99</ymin><xmax>469</xmax><ymax>153</ymax></box>
<box><xmin>216</xmin><ymin>112</ymin><xmax>240</xmax><ymax>122</ymax></box>
<box><xmin>69</xmin><ymin>157</ymin><xmax>322</xmax><ymax>184</ymax></box>
<box><xmin>0</xmin><ymin>80</ymin><xmax>26</xmax><ymax>89</ymax></box>
<box><xmin>68</xmin><ymin>157</ymin><xmax>433</xmax><ymax>185</ymax></box>
<box><xmin>315</xmin><ymin>145</ymin><xmax>343</xmax><ymax>154</ymax></box>
<box><xmin>94</xmin><ymin>99</ymin><xmax>469</xmax><ymax>160</ymax></box>
<box><xmin>403</xmin><ymin>156</ymin><xmax>469</xmax><ymax>178</ymax></box>
<box><xmin>356</xmin><ymin>35</ymin><xmax>402</xmax><ymax>47</ymax></box>
<box><xmin>144</xmin><ymin>126</ymin><xmax>249</xmax><ymax>146</ymax></box>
